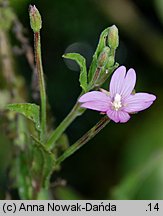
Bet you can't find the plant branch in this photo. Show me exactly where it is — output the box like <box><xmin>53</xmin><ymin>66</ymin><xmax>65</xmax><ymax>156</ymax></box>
<box><xmin>56</xmin><ymin>115</ymin><xmax>110</xmax><ymax>165</ymax></box>
<box><xmin>34</xmin><ymin>31</ymin><xmax>46</xmax><ymax>142</ymax></box>
<box><xmin>46</xmin><ymin>65</ymin><xmax>116</xmax><ymax>150</ymax></box>
<box><xmin>46</xmin><ymin>102</ymin><xmax>84</xmax><ymax>149</ymax></box>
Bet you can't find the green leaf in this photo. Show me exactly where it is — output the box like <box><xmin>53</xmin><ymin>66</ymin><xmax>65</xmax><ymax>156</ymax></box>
<box><xmin>63</xmin><ymin>53</ymin><xmax>87</xmax><ymax>92</ymax></box>
<box><xmin>31</xmin><ymin>137</ymin><xmax>55</xmax><ymax>188</ymax></box>
<box><xmin>10</xmin><ymin>135</ymin><xmax>33</xmax><ymax>199</ymax></box>
<box><xmin>6</xmin><ymin>103</ymin><xmax>40</xmax><ymax>131</ymax></box>
<box><xmin>15</xmin><ymin>152</ymin><xmax>33</xmax><ymax>199</ymax></box>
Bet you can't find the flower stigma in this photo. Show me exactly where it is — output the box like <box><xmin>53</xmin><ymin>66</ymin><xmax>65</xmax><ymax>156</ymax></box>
<box><xmin>112</xmin><ymin>93</ymin><xmax>122</xmax><ymax>111</ymax></box>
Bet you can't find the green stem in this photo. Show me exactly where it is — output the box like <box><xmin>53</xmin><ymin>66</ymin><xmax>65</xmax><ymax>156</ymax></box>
<box><xmin>46</xmin><ymin>102</ymin><xmax>84</xmax><ymax>149</ymax></box>
<box><xmin>45</xmin><ymin>65</ymin><xmax>115</xmax><ymax>150</ymax></box>
<box><xmin>46</xmin><ymin>84</ymin><xmax>93</xmax><ymax>150</ymax></box>
<box><xmin>56</xmin><ymin>116</ymin><xmax>110</xmax><ymax>165</ymax></box>
<box><xmin>34</xmin><ymin>31</ymin><xmax>46</xmax><ymax>142</ymax></box>
<box><xmin>46</xmin><ymin>55</ymin><xmax>117</xmax><ymax>150</ymax></box>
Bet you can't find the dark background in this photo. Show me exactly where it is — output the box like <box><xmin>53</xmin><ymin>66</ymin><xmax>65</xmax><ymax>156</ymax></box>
<box><xmin>1</xmin><ymin>0</ymin><xmax>163</xmax><ymax>199</ymax></box>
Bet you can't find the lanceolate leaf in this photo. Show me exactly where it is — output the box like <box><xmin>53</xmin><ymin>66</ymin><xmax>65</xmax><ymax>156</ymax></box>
<box><xmin>32</xmin><ymin>137</ymin><xmax>55</xmax><ymax>188</ymax></box>
<box><xmin>16</xmin><ymin>153</ymin><xmax>33</xmax><ymax>199</ymax></box>
<box><xmin>6</xmin><ymin>103</ymin><xmax>40</xmax><ymax>131</ymax></box>
<box><xmin>63</xmin><ymin>53</ymin><xmax>87</xmax><ymax>92</ymax></box>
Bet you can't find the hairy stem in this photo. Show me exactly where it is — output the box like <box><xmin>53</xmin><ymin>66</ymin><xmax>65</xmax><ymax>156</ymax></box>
<box><xmin>56</xmin><ymin>116</ymin><xmax>110</xmax><ymax>165</ymax></box>
<box><xmin>34</xmin><ymin>32</ymin><xmax>46</xmax><ymax>142</ymax></box>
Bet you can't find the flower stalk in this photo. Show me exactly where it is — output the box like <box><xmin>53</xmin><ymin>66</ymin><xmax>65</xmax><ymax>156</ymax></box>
<box><xmin>34</xmin><ymin>31</ymin><xmax>47</xmax><ymax>141</ymax></box>
<box><xmin>29</xmin><ymin>5</ymin><xmax>47</xmax><ymax>141</ymax></box>
<box><xmin>56</xmin><ymin>116</ymin><xmax>110</xmax><ymax>165</ymax></box>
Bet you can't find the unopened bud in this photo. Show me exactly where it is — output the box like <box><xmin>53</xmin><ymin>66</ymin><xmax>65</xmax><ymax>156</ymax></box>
<box><xmin>107</xmin><ymin>56</ymin><xmax>115</xmax><ymax>67</ymax></box>
<box><xmin>97</xmin><ymin>47</ymin><xmax>110</xmax><ymax>67</ymax></box>
<box><xmin>107</xmin><ymin>25</ymin><xmax>119</xmax><ymax>49</ymax></box>
<box><xmin>29</xmin><ymin>5</ymin><xmax>42</xmax><ymax>32</ymax></box>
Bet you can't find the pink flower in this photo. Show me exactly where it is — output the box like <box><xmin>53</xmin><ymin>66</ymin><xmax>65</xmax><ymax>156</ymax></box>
<box><xmin>78</xmin><ymin>66</ymin><xmax>156</xmax><ymax>123</ymax></box>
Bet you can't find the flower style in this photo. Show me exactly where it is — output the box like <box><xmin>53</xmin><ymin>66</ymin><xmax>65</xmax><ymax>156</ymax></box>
<box><xmin>78</xmin><ymin>66</ymin><xmax>156</xmax><ymax>123</ymax></box>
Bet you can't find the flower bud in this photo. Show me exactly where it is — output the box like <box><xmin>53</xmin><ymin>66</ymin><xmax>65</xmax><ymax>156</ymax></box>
<box><xmin>97</xmin><ymin>47</ymin><xmax>110</xmax><ymax>67</ymax></box>
<box><xmin>29</xmin><ymin>5</ymin><xmax>42</xmax><ymax>33</ymax></box>
<box><xmin>107</xmin><ymin>25</ymin><xmax>119</xmax><ymax>49</ymax></box>
<box><xmin>107</xmin><ymin>56</ymin><xmax>115</xmax><ymax>67</ymax></box>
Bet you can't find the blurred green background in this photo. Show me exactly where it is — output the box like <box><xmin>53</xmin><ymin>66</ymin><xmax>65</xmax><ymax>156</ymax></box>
<box><xmin>1</xmin><ymin>0</ymin><xmax>163</xmax><ymax>199</ymax></box>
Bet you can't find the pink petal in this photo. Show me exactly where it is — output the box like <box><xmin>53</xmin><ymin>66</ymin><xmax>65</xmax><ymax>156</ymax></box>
<box><xmin>107</xmin><ymin>109</ymin><xmax>130</xmax><ymax>123</ymax></box>
<box><xmin>81</xmin><ymin>101</ymin><xmax>109</xmax><ymax>112</ymax></box>
<box><xmin>106</xmin><ymin>110</ymin><xmax>119</xmax><ymax>122</ymax></box>
<box><xmin>118</xmin><ymin>111</ymin><xmax>131</xmax><ymax>123</ymax></box>
<box><xmin>78</xmin><ymin>91</ymin><xmax>110</xmax><ymax>103</ymax></box>
<box><xmin>109</xmin><ymin>66</ymin><xmax>126</xmax><ymax>97</ymax></box>
<box><xmin>120</xmin><ymin>68</ymin><xmax>136</xmax><ymax>98</ymax></box>
<box><xmin>123</xmin><ymin>93</ymin><xmax>156</xmax><ymax>113</ymax></box>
